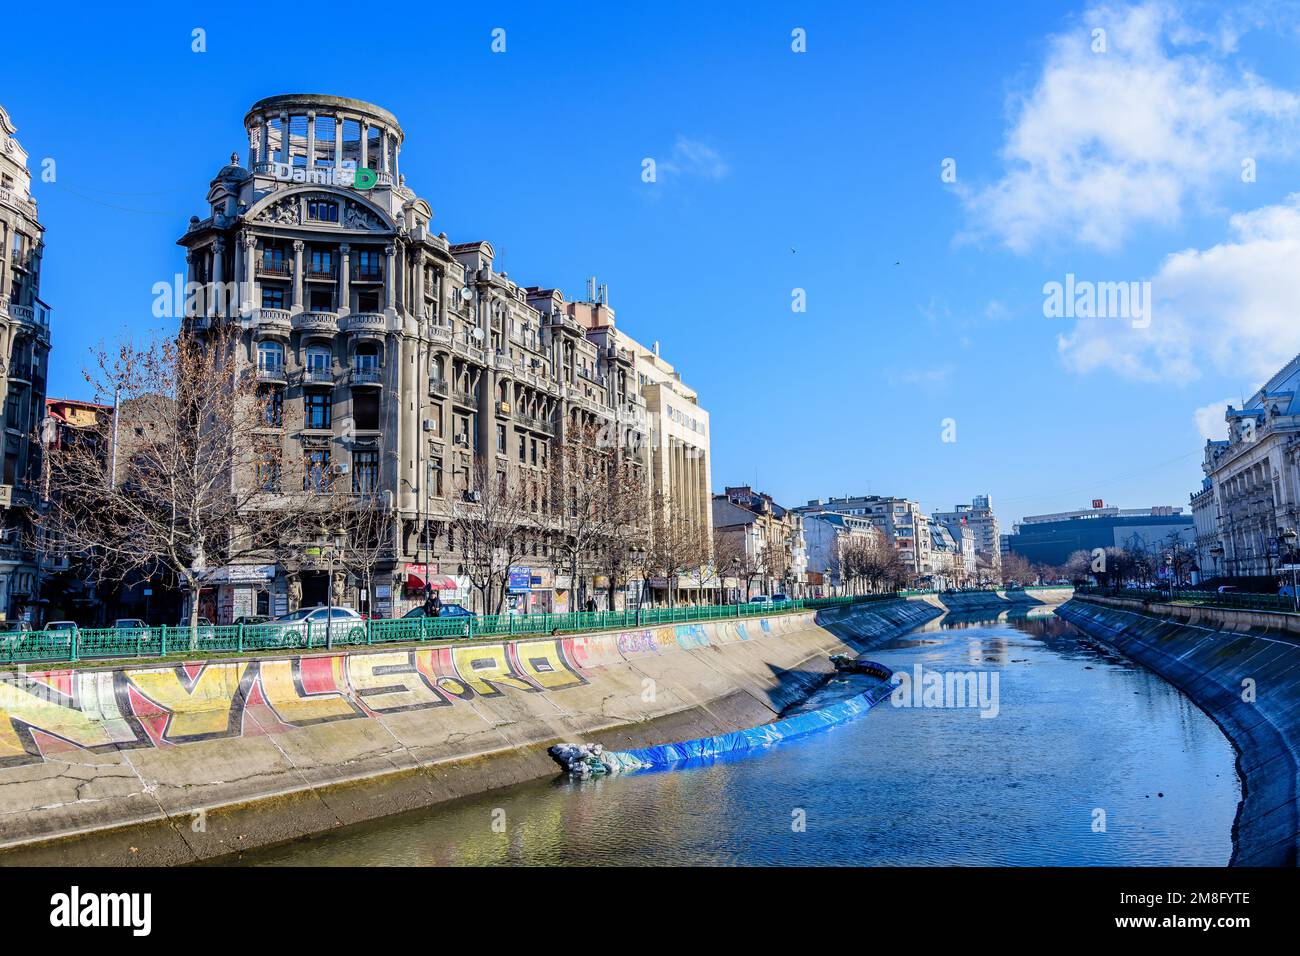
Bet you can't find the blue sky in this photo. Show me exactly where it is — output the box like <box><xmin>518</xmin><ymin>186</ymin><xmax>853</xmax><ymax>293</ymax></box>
<box><xmin>9</xmin><ymin>0</ymin><xmax>1300</xmax><ymax>527</ymax></box>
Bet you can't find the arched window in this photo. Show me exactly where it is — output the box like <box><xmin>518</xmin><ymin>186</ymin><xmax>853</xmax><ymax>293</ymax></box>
<box><xmin>257</xmin><ymin>340</ymin><xmax>284</xmax><ymax>371</ymax></box>
<box><xmin>354</xmin><ymin>344</ymin><xmax>380</xmax><ymax>370</ymax></box>
<box><xmin>305</xmin><ymin>345</ymin><xmax>331</xmax><ymax>371</ymax></box>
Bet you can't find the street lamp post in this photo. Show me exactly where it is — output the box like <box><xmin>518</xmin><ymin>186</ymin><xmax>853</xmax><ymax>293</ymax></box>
<box><xmin>1282</xmin><ymin>528</ymin><xmax>1298</xmax><ymax>613</ymax></box>
<box><xmin>323</xmin><ymin>527</ymin><xmax>346</xmax><ymax>649</ymax></box>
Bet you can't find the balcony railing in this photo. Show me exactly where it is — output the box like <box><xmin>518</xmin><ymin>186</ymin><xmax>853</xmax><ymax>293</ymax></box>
<box><xmin>257</xmin><ymin>364</ymin><xmax>287</xmax><ymax>383</ymax></box>
<box><xmin>257</xmin><ymin>260</ymin><xmax>292</xmax><ymax>278</ymax></box>
<box><xmin>306</xmin><ymin>263</ymin><xmax>336</xmax><ymax>278</ymax></box>
<box><xmin>254</xmin><ymin>308</ymin><xmax>292</xmax><ymax>332</ymax></box>
<box><xmin>351</xmin><ymin>265</ymin><xmax>383</xmax><ymax>282</ymax></box>
<box><xmin>302</xmin><ymin>367</ymin><xmax>335</xmax><ymax>385</ymax></box>
<box><xmin>292</xmin><ymin>311</ymin><xmax>339</xmax><ymax>334</ymax></box>
<box><xmin>349</xmin><ymin>367</ymin><xmax>382</xmax><ymax>386</ymax></box>
<box><xmin>341</xmin><ymin>312</ymin><xmax>386</xmax><ymax>335</ymax></box>
<box><xmin>452</xmin><ymin>388</ymin><xmax>477</xmax><ymax>407</ymax></box>
<box><xmin>428</xmin><ymin>378</ymin><xmax>449</xmax><ymax>398</ymax></box>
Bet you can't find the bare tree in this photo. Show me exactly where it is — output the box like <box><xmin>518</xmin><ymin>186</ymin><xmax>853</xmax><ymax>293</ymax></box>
<box><xmin>41</xmin><ymin>324</ymin><xmax>314</xmax><ymax>647</ymax></box>
<box><xmin>449</xmin><ymin>458</ymin><xmax>532</xmax><ymax>615</ymax></box>
<box><xmin>646</xmin><ymin>493</ymin><xmax>702</xmax><ymax>608</ymax></box>
<box><xmin>322</xmin><ymin>488</ymin><xmax>398</xmax><ymax>617</ymax></box>
<box><xmin>592</xmin><ymin>448</ymin><xmax>651</xmax><ymax>610</ymax></box>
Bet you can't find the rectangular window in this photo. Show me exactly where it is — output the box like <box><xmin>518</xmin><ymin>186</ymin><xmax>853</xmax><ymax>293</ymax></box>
<box><xmin>431</xmin><ymin>457</ymin><xmax>444</xmax><ymax>497</ymax></box>
<box><xmin>260</xmin><ymin>386</ymin><xmax>284</xmax><ymax>427</ymax></box>
<box><xmin>304</xmin><ymin>449</ymin><xmax>330</xmax><ymax>491</ymax></box>
<box><xmin>355</xmin><ymin>250</ymin><xmax>381</xmax><ymax>279</ymax></box>
<box><xmin>496</xmin><ymin>423</ymin><xmax>506</xmax><ymax>453</ymax></box>
<box><xmin>518</xmin><ymin>433</ymin><xmax>526</xmax><ymax>463</ymax></box>
<box><xmin>261</xmin><ymin>287</ymin><xmax>285</xmax><ymax>309</ymax></box>
<box><xmin>256</xmin><ymin>444</ymin><xmax>282</xmax><ymax>492</ymax></box>
<box><xmin>307</xmin><ymin>201</ymin><xmax>339</xmax><ymax>223</ymax></box>
<box><xmin>428</xmin><ymin>404</ymin><xmax>442</xmax><ymax>436</ymax></box>
<box><xmin>309</xmin><ymin>289</ymin><xmax>334</xmax><ymax>311</ymax></box>
<box><xmin>352</xmin><ymin>450</ymin><xmax>379</xmax><ymax>493</ymax></box>
<box><xmin>309</xmin><ymin>248</ymin><xmax>334</xmax><ymax>275</ymax></box>
<box><xmin>305</xmin><ymin>391</ymin><xmax>331</xmax><ymax>429</ymax></box>
<box><xmin>354</xmin><ymin>391</ymin><xmax>379</xmax><ymax>430</ymax></box>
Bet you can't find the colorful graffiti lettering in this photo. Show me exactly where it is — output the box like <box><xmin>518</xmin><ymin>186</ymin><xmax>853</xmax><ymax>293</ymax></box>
<box><xmin>0</xmin><ymin>637</ymin><xmax>586</xmax><ymax>768</ymax></box>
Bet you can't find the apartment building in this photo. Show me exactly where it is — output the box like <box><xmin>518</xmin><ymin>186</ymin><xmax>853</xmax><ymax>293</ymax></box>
<box><xmin>0</xmin><ymin>104</ymin><xmax>52</xmax><ymax>622</ymax></box>
<box><xmin>933</xmin><ymin>495</ymin><xmax>1001</xmax><ymax>571</ymax></box>
<box><xmin>712</xmin><ymin>486</ymin><xmax>806</xmax><ymax>597</ymax></box>
<box><xmin>796</xmin><ymin>494</ymin><xmax>934</xmax><ymax>584</ymax></box>
<box><xmin>801</xmin><ymin>510</ymin><xmax>882</xmax><ymax>593</ymax></box>
<box><xmin>177</xmin><ymin>94</ymin><xmax>674</xmax><ymax>619</ymax></box>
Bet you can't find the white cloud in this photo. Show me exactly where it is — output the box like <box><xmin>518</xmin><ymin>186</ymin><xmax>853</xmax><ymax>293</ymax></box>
<box><xmin>1193</xmin><ymin>397</ymin><xmax>1233</xmax><ymax>440</ymax></box>
<box><xmin>659</xmin><ymin>136</ymin><xmax>729</xmax><ymax>181</ymax></box>
<box><xmin>961</xmin><ymin>0</ymin><xmax>1300</xmax><ymax>253</ymax></box>
<box><xmin>1057</xmin><ymin>193</ymin><xmax>1300</xmax><ymax>381</ymax></box>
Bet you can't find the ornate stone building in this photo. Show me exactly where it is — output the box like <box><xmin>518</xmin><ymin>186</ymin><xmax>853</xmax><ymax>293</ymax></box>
<box><xmin>1195</xmin><ymin>352</ymin><xmax>1300</xmax><ymax>580</ymax></box>
<box><xmin>178</xmin><ymin>94</ymin><xmax>671</xmax><ymax>618</ymax></box>
<box><xmin>0</xmin><ymin>104</ymin><xmax>52</xmax><ymax>621</ymax></box>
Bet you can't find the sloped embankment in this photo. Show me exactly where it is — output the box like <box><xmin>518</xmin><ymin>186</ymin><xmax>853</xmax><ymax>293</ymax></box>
<box><xmin>0</xmin><ymin>601</ymin><xmax>940</xmax><ymax>866</ymax></box>
<box><xmin>1059</xmin><ymin>597</ymin><xmax>1300</xmax><ymax>867</ymax></box>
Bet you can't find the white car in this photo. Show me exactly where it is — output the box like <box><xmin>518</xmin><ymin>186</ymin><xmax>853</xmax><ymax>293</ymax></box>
<box><xmin>268</xmin><ymin>606</ymin><xmax>367</xmax><ymax>645</ymax></box>
<box><xmin>748</xmin><ymin>595</ymin><xmax>774</xmax><ymax>606</ymax></box>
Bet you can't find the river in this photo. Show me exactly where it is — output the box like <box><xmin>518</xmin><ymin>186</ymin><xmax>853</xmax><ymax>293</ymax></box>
<box><xmin>228</xmin><ymin>609</ymin><xmax>1240</xmax><ymax>866</ymax></box>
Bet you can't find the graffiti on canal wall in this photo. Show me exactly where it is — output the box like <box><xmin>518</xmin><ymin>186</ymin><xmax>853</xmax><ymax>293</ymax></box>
<box><xmin>0</xmin><ymin>616</ymin><xmax>783</xmax><ymax>768</ymax></box>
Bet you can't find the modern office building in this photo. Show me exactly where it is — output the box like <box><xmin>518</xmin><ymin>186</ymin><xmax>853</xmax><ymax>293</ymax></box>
<box><xmin>0</xmin><ymin>104</ymin><xmax>52</xmax><ymax>622</ymax></box>
<box><xmin>177</xmin><ymin>93</ymin><xmax>694</xmax><ymax>619</ymax></box>
<box><xmin>1002</xmin><ymin>504</ymin><xmax>1194</xmax><ymax>567</ymax></box>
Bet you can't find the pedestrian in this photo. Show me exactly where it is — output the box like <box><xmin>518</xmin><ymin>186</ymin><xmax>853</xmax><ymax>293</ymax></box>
<box><xmin>585</xmin><ymin>597</ymin><xmax>596</xmax><ymax>613</ymax></box>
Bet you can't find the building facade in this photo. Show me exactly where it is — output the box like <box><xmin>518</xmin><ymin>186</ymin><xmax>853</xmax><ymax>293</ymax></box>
<box><xmin>933</xmin><ymin>495</ymin><xmax>1001</xmax><ymax>573</ymax></box>
<box><xmin>796</xmin><ymin>494</ymin><xmax>934</xmax><ymax>584</ymax></box>
<box><xmin>1191</xmin><ymin>353</ymin><xmax>1300</xmax><ymax>580</ymax></box>
<box><xmin>712</xmin><ymin>486</ymin><xmax>806</xmax><ymax>598</ymax></box>
<box><xmin>0</xmin><ymin>104</ymin><xmax>52</xmax><ymax>622</ymax></box>
<box><xmin>1002</xmin><ymin>504</ymin><xmax>1194</xmax><ymax>568</ymax></box>
<box><xmin>177</xmin><ymin>94</ymin><xmax>700</xmax><ymax>620</ymax></box>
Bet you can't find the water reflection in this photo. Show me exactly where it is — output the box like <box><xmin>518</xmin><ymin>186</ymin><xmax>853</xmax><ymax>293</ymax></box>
<box><xmin>226</xmin><ymin>612</ymin><xmax>1240</xmax><ymax>867</ymax></box>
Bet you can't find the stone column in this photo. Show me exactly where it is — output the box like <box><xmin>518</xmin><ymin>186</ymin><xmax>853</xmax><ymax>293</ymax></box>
<box><xmin>339</xmin><ymin>244</ymin><xmax>351</xmax><ymax>314</ymax></box>
<box><xmin>209</xmin><ymin>239</ymin><xmax>225</xmax><ymax>319</ymax></box>
<box><xmin>413</xmin><ymin>250</ymin><xmax>425</xmax><ymax>322</ymax></box>
<box><xmin>259</xmin><ymin>116</ymin><xmax>269</xmax><ymax>167</ymax></box>
<box><xmin>242</xmin><ymin>231</ymin><xmax>257</xmax><ymax>314</ymax></box>
<box><xmin>306</xmin><ymin>111</ymin><xmax>316</xmax><ymax>168</ymax></box>
<box><xmin>360</xmin><ymin>121</ymin><xmax>369</xmax><ymax>169</ymax></box>
<box><xmin>334</xmin><ymin>115</ymin><xmax>343</xmax><ymax>167</ymax></box>
<box><xmin>384</xmin><ymin>244</ymin><xmax>395</xmax><ymax>311</ymax></box>
<box><xmin>232</xmin><ymin>236</ymin><xmax>244</xmax><ymax>318</ymax></box>
<box><xmin>292</xmin><ymin>240</ymin><xmax>305</xmax><ymax>312</ymax></box>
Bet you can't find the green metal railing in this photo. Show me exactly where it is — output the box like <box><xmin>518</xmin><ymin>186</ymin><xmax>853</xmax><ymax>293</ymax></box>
<box><xmin>1076</xmin><ymin>585</ymin><xmax>1299</xmax><ymax>614</ymax></box>
<box><xmin>0</xmin><ymin>594</ymin><xmax>896</xmax><ymax>667</ymax></box>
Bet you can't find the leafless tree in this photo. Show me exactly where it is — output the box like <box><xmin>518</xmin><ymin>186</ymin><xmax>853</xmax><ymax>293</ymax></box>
<box><xmin>40</xmin><ymin>323</ymin><xmax>315</xmax><ymax>647</ymax></box>
<box><xmin>449</xmin><ymin>457</ymin><xmax>532</xmax><ymax>615</ymax></box>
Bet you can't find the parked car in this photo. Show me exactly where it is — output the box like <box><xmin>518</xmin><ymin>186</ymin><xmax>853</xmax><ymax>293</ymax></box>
<box><xmin>113</xmin><ymin>618</ymin><xmax>149</xmax><ymax>630</ymax></box>
<box><xmin>0</xmin><ymin>621</ymin><xmax>32</xmax><ymax>649</ymax></box>
<box><xmin>44</xmin><ymin>621</ymin><xmax>78</xmax><ymax>633</ymax></box>
<box><xmin>1217</xmin><ymin>585</ymin><xmax>1241</xmax><ymax>594</ymax></box>
<box><xmin>231</xmin><ymin>615</ymin><xmax>270</xmax><ymax>626</ymax></box>
<box><xmin>771</xmin><ymin>593</ymin><xmax>791</xmax><ymax>603</ymax></box>
<box><xmin>402</xmin><ymin>602</ymin><xmax>476</xmax><ymax>619</ymax></box>
<box><xmin>748</xmin><ymin>595</ymin><xmax>774</xmax><ymax>606</ymax></box>
<box><xmin>269</xmin><ymin>606</ymin><xmax>366</xmax><ymax>645</ymax></box>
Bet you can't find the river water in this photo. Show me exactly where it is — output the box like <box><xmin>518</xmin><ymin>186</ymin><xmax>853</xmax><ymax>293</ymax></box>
<box><xmin>231</xmin><ymin>610</ymin><xmax>1240</xmax><ymax>866</ymax></box>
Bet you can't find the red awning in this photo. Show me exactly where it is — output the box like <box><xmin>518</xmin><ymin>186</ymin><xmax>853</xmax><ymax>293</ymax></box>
<box><xmin>405</xmin><ymin>566</ymin><xmax>457</xmax><ymax>591</ymax></box>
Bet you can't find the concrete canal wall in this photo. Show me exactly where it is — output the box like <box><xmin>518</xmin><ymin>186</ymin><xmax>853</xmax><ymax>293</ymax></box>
<box><xmin>1060</xmin><ymin>595</ymin><xmax>1300</xmax><ymax>867</ymax></box>
<box><xmin>0</xmin><ymin>599</ymin><xmax>957</xmax><ymax>866</ymax></box>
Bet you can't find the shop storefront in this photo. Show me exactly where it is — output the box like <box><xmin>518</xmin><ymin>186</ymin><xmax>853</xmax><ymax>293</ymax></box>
<box><xmin>209</xmin><ymin>565</ymin><xmax>276</xmax><ymax>624</ymax></box>
<box><xmin>506</xmin><ymin>566</ymin><xmax>555</xmax><ymax>614</ymax></box>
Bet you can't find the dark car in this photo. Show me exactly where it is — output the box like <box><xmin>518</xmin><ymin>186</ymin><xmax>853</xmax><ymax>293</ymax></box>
<box><xmin>402</xmin><ymin>602</ymin><xmax>476</xmax><ymax>619</ymax></box>
<box><xmin>232</xmin><ymin>615</ymin><xmax>271</xmax><ymax>626</ymax></box>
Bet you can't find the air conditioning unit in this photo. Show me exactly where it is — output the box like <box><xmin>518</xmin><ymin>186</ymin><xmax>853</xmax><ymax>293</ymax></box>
<box><xmin>422</xmin><ymin>419</ymin><xmax>437</xmax><ymax>432</ymax></box>
<box><xmin>464</xmin><ymin>490</ymin><xmax>482</xmax><ymax>503</ymax></box>
<box><xmin>330</xmin><ymin>463</ymin><xmax>349</xmax><ymax>476</ymax></box>
<box><xmin>454</xmin><ymin>434</ymin><xmax>469</xmax><ymax>447</ymax></box>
